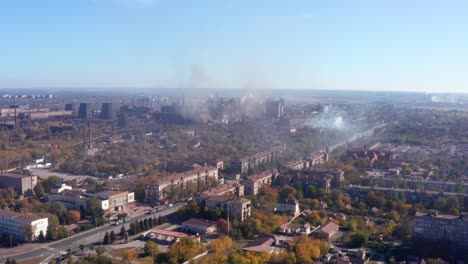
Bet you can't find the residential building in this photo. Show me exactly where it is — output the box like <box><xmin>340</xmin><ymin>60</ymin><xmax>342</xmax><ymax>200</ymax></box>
<box><xmin>313</xmin><ymin>221</ymin><xmax>339</xmax><ymax>240</ymax></box>
<box><xmin>290</xmin><ymin>168</ymin><xmax>344</xmax><ymax>192</ymax></box>
<box><xmin>0</xmin><ymin>209</ymin><xmax>48</xmax><ymax>241</ymax></box>
<box><xmin>307</xmin><ymin>151</ymin><xmax>329</xmax><ymax>166</ymax></box>
<box><xmin>229</xmin><ymin>198</ymin><xmax>252</xmax><ymax>222</ymax></box>
<box><xmin>232</xmin><ymin>146</ymin><xmax>286</xmax><ymax>174</ymax></box>
<box><xmin>205</xmin><ymin>196</ymin><xmax>251</xmax><ymax>222</ymax></box>
<box><xmin>297</xmin><ymin>223</ymin><xmax>313</xmax><ymax>235</ymax></box>
<box><xmin>0</xmin><ymin>173</ymin><xmax>37</xmax><ymax>195</ymax></box>
<box><xmin>197</xmin><ymin>183</ymin><xmax>244</xmax><ymax>202</ymax></box>
<box><xmin>181</xmin><ymin>218</ymin><xmax>217</xmax><ymax>234</ymax></box>
<box><xmin>145</xmin><ymin>166</ymin><xmax>219</xmax><ymax>203</ymax></box>
<box><xmin>276</xmin><ymin>197</ymin><xmax>300</xmax><ymax>216</ymax></box>
<box><xmin>284</xmin><ymin>160</ymin><xmax>308</xmax><ymax>170</ymax></box>
<box><xmin>242</xmin><ymin>235</ymin><xmax>284</xmax><ymax>254</ymax></box>
<box><xmin>414</xmin><ymin>211</ymin><xmax>468</xmax><ymax>249</ymax></box>
<box><xmin>242</xmin><ymin>170</ymin><xmax>275</xmax><ymax>195</ymax></box>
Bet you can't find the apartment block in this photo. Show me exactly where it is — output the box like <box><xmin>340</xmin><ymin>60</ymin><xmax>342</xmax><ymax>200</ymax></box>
<box><xmin>242</xmin><ymin>170</ymin><xmax>275</xmax><ymax>195</ymax></box>
<box><xmin>205</xmin><ymin>196</ymin><xmax>251</xmax><ymax>222</ymax></box>
<box><xmin>414</xmin><ymin>211</ymin><xmax>468</xmax><ymax>249</ymax></box>
<box><xmin>145</xmin><ymin>166</ymin><xmax>219</xmax><ymax>202</ymax></box>
<box><xmin>232</xmin><ymin>146</ymin><xmax>286</xmax><ymax>174</ymax></box>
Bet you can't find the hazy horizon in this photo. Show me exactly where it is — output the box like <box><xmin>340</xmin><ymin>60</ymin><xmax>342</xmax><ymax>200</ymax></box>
<box><xmin>1</xmin><ymin>0</ymin><xmax>468</xmax><ymax>93</ymax></box>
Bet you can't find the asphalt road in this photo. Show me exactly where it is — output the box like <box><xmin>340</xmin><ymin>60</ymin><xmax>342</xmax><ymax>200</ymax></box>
<box><xmin>0</xmin><ymin>203</ymin><xmax>186</xmax><ymax>263</ymax></box>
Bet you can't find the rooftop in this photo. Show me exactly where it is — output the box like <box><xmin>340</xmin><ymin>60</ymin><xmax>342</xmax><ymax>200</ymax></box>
<box><xmin>277</xmin><ymin>197</ymin><xmax>299</xmax><ymax>205</ymax></box>
<box><xmin>148</xmin><ymin>166</ymin><xmax>218</xmax><ymax>186</ymax></box>
<box><xmin>182</xmin><ymin>218</ymin><xmax>217</xmax><ymax>228</ymax></box>
<box><xmin>0</xmin><ymin>209</ymin><xmax>46</xmax><ymax>222</ymax></box>
<box><xmin>0</xmin><ymin>173</ymin><xmax>35</xmax><ymax>179</ymax></box>
<box><xmin>95</xmin><ymin>190</ymin><xmax>128</xmax><ymax>197</ymax></box>
<box><xmin>230</xmin><ymin>197</ymin><xmax>251</xmax><ymax>206</ymax></box>
<box><xmin>245</xmin><ymin>170</ymin><xmax>273</xmax><ymax>183</ymax></box>
<box><xmin>57</xmin><ymin>189</ymin><xmax>85</xmax><ymax>197</ymax></box>
<box><xmin>315</xmin><ymin>221</ymin><xmax>339</xmax><ymax>235</ymax></box>
<box><xmin>199</xmin><ymin>183</ymin><xmax>239</xmax><ymax>199</ymax></box>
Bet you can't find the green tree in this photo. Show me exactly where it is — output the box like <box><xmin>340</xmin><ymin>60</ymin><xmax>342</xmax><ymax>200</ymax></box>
<box><xmin>110</xmin><ymin>230</ymin><xmax>116</xmax><ymax>243</ymax></box>
<box><xmin>103</xmin><ymin>232</ymin><xmax>110</xmax><ymax>245</ymax></box>
<box><xmin>33</xmin><ymin>183</ymin><xmax>45</xmax><ymax>198</ymax></box>
<box><xmin>120</xmin><ymin>226</ymin><xmax>127</xmax><ymax>237</ymax></box>
<box><xmin>49</xmin><ymin>202</ymin><xmax>68</xmax><ymax>224</ymax></box>
<box><xmin>88</xmin><ymin>197</ymin><xmax>105</xmax><ymax>226</ymax></box>
<box><xmin>38</xmin><ymin>230</ymin><xmax>45</xmax><ymax>242</ymax></box>
<box><xmin>351</xmin><ymin>232</ymin><xmax>369</xmax><ymax>247</ymax></box>
<box><xmin>144</xmin><ymin>241</ymin><xmax>159</xmax><ymax>260</ymax></box>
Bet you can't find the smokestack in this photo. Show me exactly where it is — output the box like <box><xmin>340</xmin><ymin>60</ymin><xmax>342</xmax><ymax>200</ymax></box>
<box><xmin>84</xmin><ymin>120</ymin><xmax>87</xmax><ymax>150</ymax></box>
<box><xmin>88</xmin><ymin>118</ymin><xmax>92</xmax><ymax>149</ymax></box>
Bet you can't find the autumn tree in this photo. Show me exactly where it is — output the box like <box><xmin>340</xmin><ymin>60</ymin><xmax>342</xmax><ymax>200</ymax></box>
<box><xmin>68</xmin><ymin>210</ymin><xmax>81</xmax><ymax>224</ymax></box>
<box><xmin>228</xmin><ymin>251</ymin><xmax>270</xmax><ymax>264</ymax></box>
<box><xmin>121</xmin><ymin>249</ymin><xmax>137</xmax><ymax>264</ymax></box>
<box><xmin>217</xmin><ymin>218</ymin><xmax>229</xmax><ymax>235</ymax></box>
<box><xmin>167</xmin><ymin>237</ymin><xmax>206</xmax><ymax>264</ymax></box>
<box><xmin>290</xmin><ymin>235</ymin><xmax>329</xmax><ymax>263</ymax></box>
<box><xmin>209</xmin><ymin>236</ymin><xmax>233</xmax><ymax>253</ymax></box>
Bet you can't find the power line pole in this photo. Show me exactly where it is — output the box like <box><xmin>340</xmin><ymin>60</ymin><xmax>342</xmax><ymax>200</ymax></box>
<box><xmin>227</xmin><ymin>201</ymin><xmax>230</xmax><ymax>237</ymax></box>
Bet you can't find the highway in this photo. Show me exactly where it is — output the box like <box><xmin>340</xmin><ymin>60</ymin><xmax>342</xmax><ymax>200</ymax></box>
<box><xmin>0</xmin><ymin>203</ymin><xmax>185</xmax><ymax>263</ymax></box>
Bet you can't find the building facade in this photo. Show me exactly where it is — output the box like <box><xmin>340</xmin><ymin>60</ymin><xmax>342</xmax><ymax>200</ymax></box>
<box><xmin>414</xmin><ymin>211</ymin><xmax>468</xmax><ymax>249</ymax></box>
<box><xmin>0</xmin><ymin>173</ymin><xmax>37</xmax><ymax>195</ymax></box>
<box><xmin>0</xmin><ymin>209</ymin><xmax>48</xmax><ymax>241</ymax></box>
<box><xmin>145</xmin><ymin>166</ymin><xmax>219</xmax><ymax>203</ymax></box>
<box><xmin>276</xmin><ymin>198</ymin><xmax>300</xmax><ymax>216</ymax></box>
<box><xmin>242</xmin><ymin>170</ymin><xmax>274</xmax><ymax>195</ymax></box>
<box><xmin>205</xmin><ymin>196</ymin><xmax>252</xmax><ymax>222</ymax></box>
<box><xmin>232</xmin><ymin>146</ymin><xmax>286</xmax><ymax>174</ymax></box>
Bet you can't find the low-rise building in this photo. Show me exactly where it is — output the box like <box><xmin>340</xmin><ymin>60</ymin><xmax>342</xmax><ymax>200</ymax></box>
<box><xmin>0</xmin><ymin>209</ymin><xmax>48</xmax><ymax>241</ymax></box>
<box><xmin>313</xmin><ymin>221</ymin><xmax>339</xmax><ymax>240</ymax></box>
<box><xmin>47</xmin><ymin>189</ymin><xmax>133</xmax><ymax>212</ymax></box>
<box><xmin>145</xmin><ymin>166</ymin><xmax>219</xmax><ymax>203</ymax></box>
<box><xmin>47</xmin><ymin>189</ymin><xmax>88</xmax><ymax>209</ymax></box>
<box><xmin>181</xmin><ymin>218</ymin><xmax>217</xmax><ymax>234</ymax></box>
<box><xmin>276</xmin><ymin>197</ymin><xmax>300</xmax><ymax>216</ymax></box>
<box><xmin>51</xmin><ymin>183</ymin><xmax>73</xmax><ymax>194</ymax></box>
<box><xmin>0</xmin><ymin>173</ymin><xmax>37</xmax><ymax>195</ymax></box>
<box><xmin>242</xmin><ymin>170</ymin><xmax>275</xmax><ymax>195</ymax></box>
<box><xmin>242</xmin><ymin>235</ymin><xmax>284</xmax><ymax>254</ymax></box>
<box><xmin>84</xmin><ymin>190</ymin><xmax>134</xmax><ymax>212</ymax></box>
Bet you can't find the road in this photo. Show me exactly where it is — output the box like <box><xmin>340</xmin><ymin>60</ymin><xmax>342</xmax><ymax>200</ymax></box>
<box><xmin>0</xmin><ymin>203</ymin><xmax>186</xmax><ymax>263</ymax></box>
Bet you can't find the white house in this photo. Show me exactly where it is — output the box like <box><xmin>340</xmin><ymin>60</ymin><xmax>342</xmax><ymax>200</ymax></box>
<box><xmin>276</xmin><ymin>197</ymin><xmax>300</xmax><ymax>216</ymax></box>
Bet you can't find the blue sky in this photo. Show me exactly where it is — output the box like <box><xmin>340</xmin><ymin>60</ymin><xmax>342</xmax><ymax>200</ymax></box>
<box><xmin>1</xmin><ymin>0</ymin><xmax>467</xmax><ymax>93</ymax></box>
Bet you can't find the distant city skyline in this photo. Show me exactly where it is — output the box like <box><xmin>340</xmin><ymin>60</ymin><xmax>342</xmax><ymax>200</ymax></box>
<box><xmin>1</xmin><ymin>0</ymin><xmax>467</xmax><ymax>93</ymax></box>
